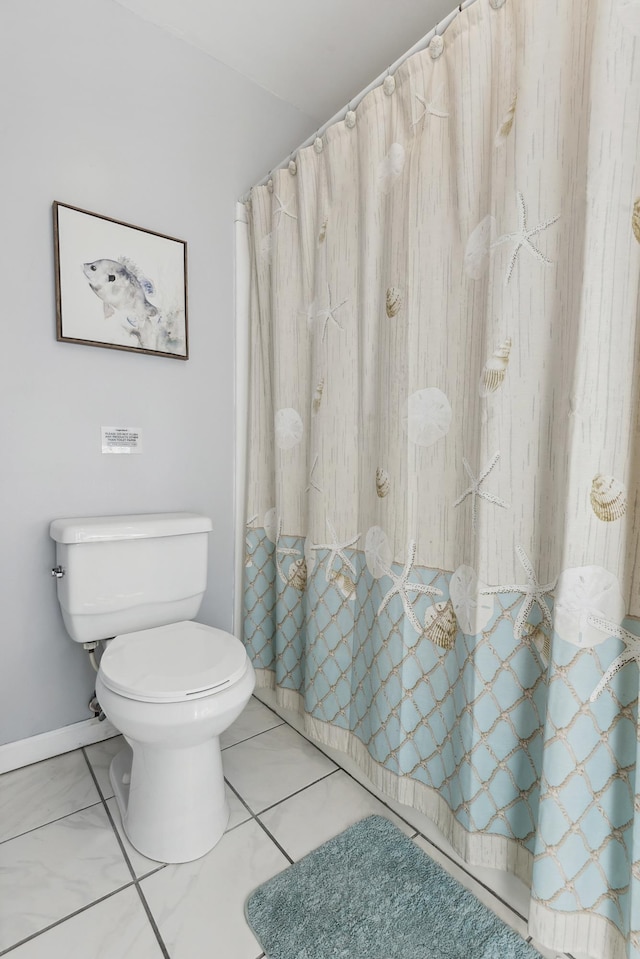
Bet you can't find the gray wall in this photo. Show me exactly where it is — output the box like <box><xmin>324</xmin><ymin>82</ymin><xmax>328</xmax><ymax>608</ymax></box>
<box><xmin>0</xmin><ymin>0</ymin><xmax>314</xmax><ymax>745</ymax></box>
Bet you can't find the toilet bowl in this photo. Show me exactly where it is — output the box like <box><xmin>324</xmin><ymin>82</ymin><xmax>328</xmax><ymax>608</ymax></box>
<box><xmin>95</xmin><ymin>620</ymin><xmax>255</xmax><ymax>863</ymax></box>
<box><xmin>49</xmin><ymin>511</ymin><xmax>254</xmax><ymax>864</ymax></box>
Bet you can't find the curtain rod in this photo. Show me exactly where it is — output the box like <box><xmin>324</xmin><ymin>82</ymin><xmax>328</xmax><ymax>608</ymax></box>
<box><xmin>239</xmin><ymin>0</ymin><xmax>479</xmax><ymax>202</ymax></box>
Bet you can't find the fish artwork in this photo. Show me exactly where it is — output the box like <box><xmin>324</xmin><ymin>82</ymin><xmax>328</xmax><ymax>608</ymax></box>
<box><xmin>82</xmin><ymin>257</ymin><xmax>161</xmax><ymax>349</ymax></box>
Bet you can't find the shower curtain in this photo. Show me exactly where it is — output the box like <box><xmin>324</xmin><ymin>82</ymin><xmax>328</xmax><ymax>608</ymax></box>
<box><xmin>241</xmin><ymin>0</ymin><xmax>640</xmax><ymax>955</ymax></box>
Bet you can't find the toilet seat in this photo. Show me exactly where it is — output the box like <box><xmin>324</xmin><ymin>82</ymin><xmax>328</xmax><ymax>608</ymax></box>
<box><xmin>98</xmin><ymin>621</ymin><xmax>248</xmax><ymax>703</ymax></box>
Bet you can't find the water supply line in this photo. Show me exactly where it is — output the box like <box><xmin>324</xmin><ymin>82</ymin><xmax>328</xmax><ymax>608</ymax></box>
<box><xmin>84</xmin><ymin>641</ymin><xmax>107</xmax><ymax>720</ymax></box>
<box><xmin>50</xmin><ymin>566</ymin><xmax>109</xmax><ymax>720</ymax></box>
<box><xmin>84</xmin><ymin>641</ymin><xmax>102</xmax><ymax>673</ymax></box>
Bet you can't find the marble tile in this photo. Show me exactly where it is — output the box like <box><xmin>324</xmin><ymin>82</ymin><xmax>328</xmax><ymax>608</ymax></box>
<box><xmin>259</xmin><ymin>769</ymin><xmax>414</xmax><ymax>860</ymax></box>
<box><xmin>84</xmin><ymin>736</ymin><xmax>125</xmax><ymax>799</ymax></box>
<box><xmin>0</xmin><ymin>750</ymin><xmax>101</xmax><ymax>843</ymax></box>
<box><xmin>105</xmin><ymin>784</ymin><xmax>251</xmax><ymax>878</ymax></box>
<box><xmin>105</xmin><ymin>797</ymin><xmax>163</xmax><ymax>879</ymax></box>
<box><xmin>413</xmin><ymin>834</ymin><xmax>529</xmax><ymax>941</ymax></box>
<box><xmin>7</xmin><ymin>887</ymin><xmax>164</xmax><ymax>959</ymax></box>
<box><xmin>220</xmin><ymin>696</ymin><xmax>283</xmax><ymax>750</ymax></box>
<box><xmin>223</xmin><ymin>723</ymin><xmax>337</xmax><ymax>813</ymax></box>
<box><xmin>0</xmin><ymin>804</ymin><xmax>132</xmax><ymax>952</ymax></box>
<box><xmin>141</xmin><ymin>817</ymin><xmax>289</xmax><ymax>959</ymax></box>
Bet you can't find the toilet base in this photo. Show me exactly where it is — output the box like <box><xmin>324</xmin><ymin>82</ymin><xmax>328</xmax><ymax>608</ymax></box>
<box><xmin>110</xmin><ymin>736</ymin><xmax>229</xmax><ymax>863</ymax></box>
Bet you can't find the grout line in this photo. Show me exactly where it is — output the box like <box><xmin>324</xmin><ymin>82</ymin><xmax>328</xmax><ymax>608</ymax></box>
<box><xmin>224</xmin><ymin>776</ymin><xmax>256</xmax><ymax>816</ymax></box>
<box><xmin>0</xmin><ymin>883</ymin><xmax>136</xmax><ymax>956</ymax></box>
<box><xmin>222</xmin><ymin>721</ymin><xmax>284</xmax><ymax>751</ymax></box>
<box><xmin>134</xmin><ymin>884</ymin><xmax>172</xmax><ymax>959</ymax></box>
<box><xmin>244</xmin><ymin>703</ymin><xmax>432</xmax><ymax>833</ymax></box>
<box><xmin>81</xmin><ymin>748</ymin><xmax>140</xmax><ymax>884</ymax></box>
<box><xmin>138</xmin><ymin>863</ymin><xmax>171</xmax><ymax>881</ymax></box>
<box><xmin>81</xmin><ymin>748</ymin><xmax>171</xmax><ymax>959</ymax></box>
<box><xmin>224</xmin><ymin>777</ymin><xmax>294</xmax><ymax>865</ymax></box>
<box><xmin>225</xmin><ymin>816</ymin><xmax>253</xmax><ymax>835</ymax></box>
<box><xmin>249</xmin><ymin>768</ymin><xmax>340</xmax><ymax>817</ymax></box>
<box><xmin>252</xmin><ymin>815</ymin><xmax>294</xmax><ymax>865</ymax></box>
<box><xmin>0</xmin><ymin>798</ymin><xmax>105</xmax><ymax>846</ymax></box>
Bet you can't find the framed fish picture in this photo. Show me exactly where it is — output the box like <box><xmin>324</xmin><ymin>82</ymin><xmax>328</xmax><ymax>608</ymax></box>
<box><xmin>53</xmin><ymin>202</ymin><xmax>188</xmax><ymax>359</ymax></box>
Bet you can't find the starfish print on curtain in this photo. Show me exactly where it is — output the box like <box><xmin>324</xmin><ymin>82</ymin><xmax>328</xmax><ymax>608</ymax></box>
<box><xmin>377</xmin><ymin>540</ymin><xmax>443</xmax><ymax>634</ymax></box>
<box><xmin>491</xmin><ymin>191</ymin><xmax>560</xmax><ymax>285</ymax></box>
<box><xmin>272</xmin><ymin>192</ymin><xmax>297</xmax><ymax>225</ymax></box>
<box><xmin>316</xmin><ymin>285</ymin><xmax>348</xmax><ymax>341</ymax></box>
<box><xmin>274</xmin><ymin>517</ymin><xmax>303</xmax><ymax>586</ymax></box>
<box><xmin>305</xmin><ymin>454</ymin><xmax>324</xmax><ymax>493</ymax></box>
<box><xmin>481</xmin><ymin>546</ymin><xmax>556</xmax><ymax>641</ymax></box>
<box><xmin>411</xmin><ymin>84</ymin><xmax>449</xmax><ymax>128</ymax></box>
<box><xmin>310</xmin><ymin>517</ymin><xmax>360</xmax><ymax>581</ymax></box>
<box><xmin>587</xmin><ymin>614</ymin><xmax>640</xmax><ymax>701</ymax></box>
<box><xmin>453</xmin><ymin>451</ymin><xmax>510</xmax><ymax>534</ymax></box>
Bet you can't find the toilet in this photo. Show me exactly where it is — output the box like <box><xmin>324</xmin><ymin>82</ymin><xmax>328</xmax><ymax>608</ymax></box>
<box><xmin>49</xmin><ymin>511</ymin><xmax>255</xmax><ymax>864</ymax></box>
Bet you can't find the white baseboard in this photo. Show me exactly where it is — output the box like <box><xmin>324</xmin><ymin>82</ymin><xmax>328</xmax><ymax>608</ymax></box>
<box><xmin>0</xmin><ymin>717</ymin><xmax>120</xmax><ymax>774</ymax></box>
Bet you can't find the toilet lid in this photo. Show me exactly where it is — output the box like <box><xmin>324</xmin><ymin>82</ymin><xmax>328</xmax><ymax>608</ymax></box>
<box><xmin>98</xmin><ymin>622</ymin><xmax>248</xmax><ymax>703</ymax></box>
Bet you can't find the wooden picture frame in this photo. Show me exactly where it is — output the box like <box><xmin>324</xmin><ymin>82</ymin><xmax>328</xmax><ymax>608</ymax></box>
<box><xmin>53</xmin><ymin>201</ymin><xmax>188</xmax><ymax>359</ymax></box>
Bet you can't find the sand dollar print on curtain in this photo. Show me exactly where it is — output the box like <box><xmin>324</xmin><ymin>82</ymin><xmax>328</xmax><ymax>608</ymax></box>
<box><xmin>242</xmin><ymin>1</ymin><xmax>640</xmax><ymax>957</ymax></box>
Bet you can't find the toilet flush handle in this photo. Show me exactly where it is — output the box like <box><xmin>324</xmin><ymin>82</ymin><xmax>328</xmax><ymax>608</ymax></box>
<box><xmin>51</xmin><ymin>566</ymin><xmax>65</xmax><ymax>579</ymax></box>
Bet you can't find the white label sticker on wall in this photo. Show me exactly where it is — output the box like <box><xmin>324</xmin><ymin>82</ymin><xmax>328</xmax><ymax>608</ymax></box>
<box><xmin>101</xmin><ymin>427</ymin><xmax>143</xmax><ymax>454</ymax></box>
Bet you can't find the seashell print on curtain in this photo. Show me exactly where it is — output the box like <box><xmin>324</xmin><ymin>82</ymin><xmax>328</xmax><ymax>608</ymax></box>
<box><xmin>242</xmin><ymin>1</ymin><xmax>640</xmax><ymax>957</ymax></box>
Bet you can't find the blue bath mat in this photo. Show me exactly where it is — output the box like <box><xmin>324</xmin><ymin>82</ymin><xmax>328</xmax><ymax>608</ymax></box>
<box><xmin>246</xmin><ymin>815</ymin><xmax>543</xmax><ymax>959</ymax></box>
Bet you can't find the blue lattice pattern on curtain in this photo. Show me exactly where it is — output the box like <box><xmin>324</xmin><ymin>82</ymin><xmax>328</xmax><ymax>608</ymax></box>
<box><xmin>534</xmin><ymin>633</ymin><xmax>639</xmax><ymax>940</ymax></box>
<box><xmin>243</xmin><ymin>527</ymin><xmax>639</xmax><ymax>941</ymax></box>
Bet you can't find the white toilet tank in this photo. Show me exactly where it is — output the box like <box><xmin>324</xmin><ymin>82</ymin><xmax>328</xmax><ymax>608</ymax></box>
<box><xmin>49</xmin><ymin>512</ymin><xmax>213</xmax><ymax>644</ymax></box>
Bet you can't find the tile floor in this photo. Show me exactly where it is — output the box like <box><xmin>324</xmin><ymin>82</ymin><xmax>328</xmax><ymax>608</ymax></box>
<box><xmin>0</xmin><ymin>696</ymin><xmax>568</xmax><ymax>959</ymax></box>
